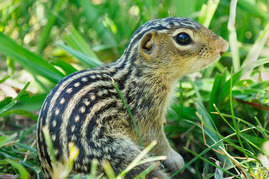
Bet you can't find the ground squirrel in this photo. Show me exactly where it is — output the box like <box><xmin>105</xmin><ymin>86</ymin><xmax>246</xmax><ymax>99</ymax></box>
<box><xmin>37</xmin><ymin>17</ymin><xmax>228</xmax><ymax>178</ymax></box>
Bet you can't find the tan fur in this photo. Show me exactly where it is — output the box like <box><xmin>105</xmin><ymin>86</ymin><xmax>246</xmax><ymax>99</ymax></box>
<box><xmin>37</xmin><ymin>17</ymin><xmax>228</xmax><ymax>178</ymax></box>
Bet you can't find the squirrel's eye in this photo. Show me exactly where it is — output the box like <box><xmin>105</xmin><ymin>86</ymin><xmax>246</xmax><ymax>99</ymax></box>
<box><xmin>175</xmin><ymin>33</ymin><xmax>192</xmax><ymax>45</ymax></box>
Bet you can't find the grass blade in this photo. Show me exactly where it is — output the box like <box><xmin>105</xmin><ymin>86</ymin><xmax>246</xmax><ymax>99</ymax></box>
<box><xmin>63</xmin><ymin>25</ymin><xmax>99</xmax><ymax>60</ymax></box>
<box><xmin>229</xmin><ymin>69</ymin><xmax>248</xmax><ymax>162</ymax></box>
<box><xmin>228</xmin><ymin>0</ymin><xmax>240</xmax><ymax>72</ymax></box>
<box><xmin>78</xmin><ymin>0</ymin><xmax>117</xmax><ymax>47</ymax></box>
<box><xmin>111</xmin><ymin>78</ymin><xmax>144</xmax><ymax>148</ymax></box>
<box><xmin>118</xmin><ymin>141</ymin><xmax>160</xmax><ymax>178</ymax></box>
<box><xmin>190</xmin><ymin>80</ymin><xmax>231</xmax><ymax>166</ymax></box>
<box><xmin>0</xmin><ymin>76</ymin><xmax>11</xmax><ymax>84</ymax></box>
<box><xmin>208</xmin><ymin>71</ymin><xmax>227</xmax><ymax>116</ymax></box>
<box><xmin>37</xmin><ymin>0</ymin><xmax>65</xmax><ymax>54</ymax></box>
<box><xmin>242</xmin><ymin>23</ymin><xmax>269</xmax><ymax>68</ymax></box>
<box><xmin>0</xmin><ymin>32</ymin><xmax>65</xmax><ymax>83</ymax></box>
<box><xmin>6</xmin><ymin>159</ymin><xmax>29</xmax><ymax>179</ymax></box>
<box><xmin>11</xmin><ymin>93</ymin><xmax>47</xmax><ymax>111</ymax></box>
<box><xmin>185</xmin><ymin>147</ymin><xmax>241</xmax><ymax>179</ymax></box>
<box><xmin>237</xmin><ymin>0</ymin><xmax>269</xmax><ymax>20</ymax></box>
<box><xmin>190</xmin><ymin>79</ymin><xmax>221</xmax><ymax>144</ymax></box>
<box><xmin>134</xmin><ymin>162</ymin><xmax>160</xmax><ymax>179</ymax></box>
<box><xmin>57</xmin><ymin>42</ymin><xmax>103</xmax><ymax>68</ymax></box>
<box><xmin>220</xmin><ymin>58</ymin><xmax>269</xmax><ymax>102</ymax></box>
<box><xmin>198</xmin><ymin>0</ymin><xmax>220</xmax><ymax>27</ymax></box>
<box><xmin>0</xmin><ymin>109</ymin><xmax>38</xmax><ymax>121</ymax></box>
<box><xmin>87</xmin><ymin>159</ymin><xmax>98</xmax><ymax>179</ymax></box>
<box><xmin>52</xmin><ymin>59</ymin><xmax>78</xmax><ymax>75</ymax></box>
<box><xmin>102</xmin><ymin>161</ymin><xmax>116</xmax><ymax>179</ymax></box>
<box><xmin>42</xmin><ymin>126</ymin><xmax>56</xmax><ymax>164</ymax></box>
<box><xmin>0</xmin><ymin>82</ymin><xmax>30</xmax><ymax>114</ymax></box>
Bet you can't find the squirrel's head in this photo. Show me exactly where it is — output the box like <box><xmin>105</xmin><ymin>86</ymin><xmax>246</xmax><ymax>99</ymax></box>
<box><xmin>128</xmin><ymin>17</ymin><xmax>228</xmax><ymax>80</ymax></box>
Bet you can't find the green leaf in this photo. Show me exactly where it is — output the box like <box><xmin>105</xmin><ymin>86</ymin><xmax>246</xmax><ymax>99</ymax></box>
<box><xmin>6</xmin><ymin>159</ymin><xmax>29</xmax><ymax>179</ymax></box>
<box><xmin>37</xmin><ymin>0</ymin><xmax>65</xmax><ymax>54</ymax></box>
<box><xmin>42</xmin><ymin>126</ymin><xmax>56</xmax><ymax>163</ymax></box>
<box><xmin>0</xmin><ymin>110</ymin><xmax>38</xmax><ymax>121</ymax></box>
<box><xmin>134</xmin><ymin>162</ymin><xmax>160</xmax><ymax>179</ymax></box>
<box><xmin>0</xmin><ymin>75</ymin><xmax>11</xmax><ymax>84</ymax></box>
<box><xmin>11</xmin><ymin>94</ymin><xmax>47</xmax><ymax>111</ymax></box>
<box><xmin>52</xmin><ymin>59</ymin><xmax>78</xmax><ymax>75</ymax></box>
<box><xmin>0</xmin><ymin>135</ymin><xmax>15</xmax><ymax>148</ymax></box>
<box><xmin>174</xmin><ymin>0</ymin><xmax>198</xmax><ymax>17</ymax></box>
<box><xmin>0</xmin><ymin>82</ymin><xmax>30</xmax><ymax>114</ymax></box>
<box><xmin>0</xmin><ymin>32</ymin><xmax>65</xmax><ymax>83</ymax></box>
<box><xmin>242</xmin><ymin>23</ymin><xmax>269</xmax><ymax>69</ymax></box>
<box><xmin>102</xmin><ymin>161</ymin><xmax>116</xmax><ymax>179</ymax></box>
<box><xmin>0</xmin><ymin>97</ymin><xmax>13</xmax><ymax>110</ymax></box>
<box><xmin>185</xmin><ymin>147</ymin><xmax>241</xmax><ymax>179</ymax></box>
<box><xmin>227</xmin><ymin>0</ymin><xmax>240</xmax><ymax>72</ymax></box>
<box><xmin>237</xmin><ymin>0</ymin><xmax>269</xmax><ymax>20</ymax></box>
<box><xmin>7</xmin><ymin>57</ymin><xmax>15</xmax><ymax>74</ymax></box>
<box><xmin>112</xmin><ymin>78</ymin><xmax>144</xmax><ymax>149</ymax></box>
<box><xmin>58</xmin><ymin>42</ymin><xmax>103</xmax><ymax>68</ymax></box>
<box><xmin>198</xmin><ymin>0</ymin><xmax>220</xmax><ymax>27</ymax></box>
<box><xmin>220</xmin><ymin>58</ymin><xmax>269</xmax><ymax>102</ymax></box>
<box><xmin>208</xmin><ymin>70</ymin><xmax>227</xmax><ymax>115</ymax></box>
<box><xmin>87</xmin><ymin>159</ymin><xmax>98</xmax><ymax>179</ymax></box>
<box><xmin>78</xmin><ymin>0</ymin><xmax>117</xmax><ymax>47</ymax></box>
<box><xmin>118</xmin><ymin>141</ymin><xmax>163</xmax><ymax>178</ymax></box>
<box><xmin>63</xmin><ymin>25</ymin><xmax>99</xmax><ymax>60</ymax></box>
<box><xmin>233</xmin><ymin>88</ymin><xmax>266</xmax><ymax>101</ymax></box>
<box><xmin>191</xmin><ymin>79</ymin><xmax>231</xmax><ymax>167</ymax></box>
<box><xmin>240</xmin><ymin>133</ymin><xmax>266</xmax><ymax>151</ymax></box>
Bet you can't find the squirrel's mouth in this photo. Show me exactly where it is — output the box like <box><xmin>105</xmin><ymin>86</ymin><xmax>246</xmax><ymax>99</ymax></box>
<box><xmin>219</xmin><ymin>39</ymin><xmax>229</xmax><ymax>56</ymax></box>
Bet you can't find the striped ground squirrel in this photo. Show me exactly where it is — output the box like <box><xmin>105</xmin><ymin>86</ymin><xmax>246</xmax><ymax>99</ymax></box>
<box><xmin>37</xmin><ymin>17</ymin><xmax>228</xmax><ymax>178</ymax></box>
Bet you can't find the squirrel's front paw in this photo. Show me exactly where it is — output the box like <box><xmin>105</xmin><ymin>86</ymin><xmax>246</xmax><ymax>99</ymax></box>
<box><xmin>164</xmin><ymin>148</ymin><xmax>184</xmax><ymax>174</ymax></box>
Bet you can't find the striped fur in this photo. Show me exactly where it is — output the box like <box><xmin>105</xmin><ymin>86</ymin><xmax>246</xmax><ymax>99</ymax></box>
<box><xmin>37</xmin><ymin>17</ymin><xmax>228</xmax><ymax>178</ymax></box>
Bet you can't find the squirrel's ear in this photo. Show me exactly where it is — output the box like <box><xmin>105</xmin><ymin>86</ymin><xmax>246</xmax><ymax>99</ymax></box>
<box><xmin>139</xmin><ymin>32</ymin><xmax>158</xmax><ymax>60</ymax></box>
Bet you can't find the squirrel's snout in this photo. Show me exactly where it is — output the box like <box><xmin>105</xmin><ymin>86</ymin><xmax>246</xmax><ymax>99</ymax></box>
<box><xmin>220</xmin><ymin>39</ymin><xmax>229</xmax><ymax>56</ymax></box>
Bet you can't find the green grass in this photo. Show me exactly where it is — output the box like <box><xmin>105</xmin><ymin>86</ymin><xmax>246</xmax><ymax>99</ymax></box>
<box><xmin>0</xmin><ymin>0</ymin><xmax>269</xmax><ymax>178</ymax></box>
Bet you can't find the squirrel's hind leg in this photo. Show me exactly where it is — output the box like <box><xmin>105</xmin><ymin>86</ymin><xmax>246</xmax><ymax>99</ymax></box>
<box><xmin>97</xmin><ymin>136</ymin><xmax>168</xmax><ymax>179</ymax></box>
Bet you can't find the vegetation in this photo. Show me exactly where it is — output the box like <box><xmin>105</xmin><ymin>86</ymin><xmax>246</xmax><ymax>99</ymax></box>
<box><xmin>0</xmin><ymin>0</ymin><xmax>268</xmax><ymax>178</ymax></box>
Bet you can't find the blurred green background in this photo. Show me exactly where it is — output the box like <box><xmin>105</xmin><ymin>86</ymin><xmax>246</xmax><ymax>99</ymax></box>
<box><xmin>0</xmin><ymin>0</ymin><xmax>269</xmax><ymax>178</ymax></box>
